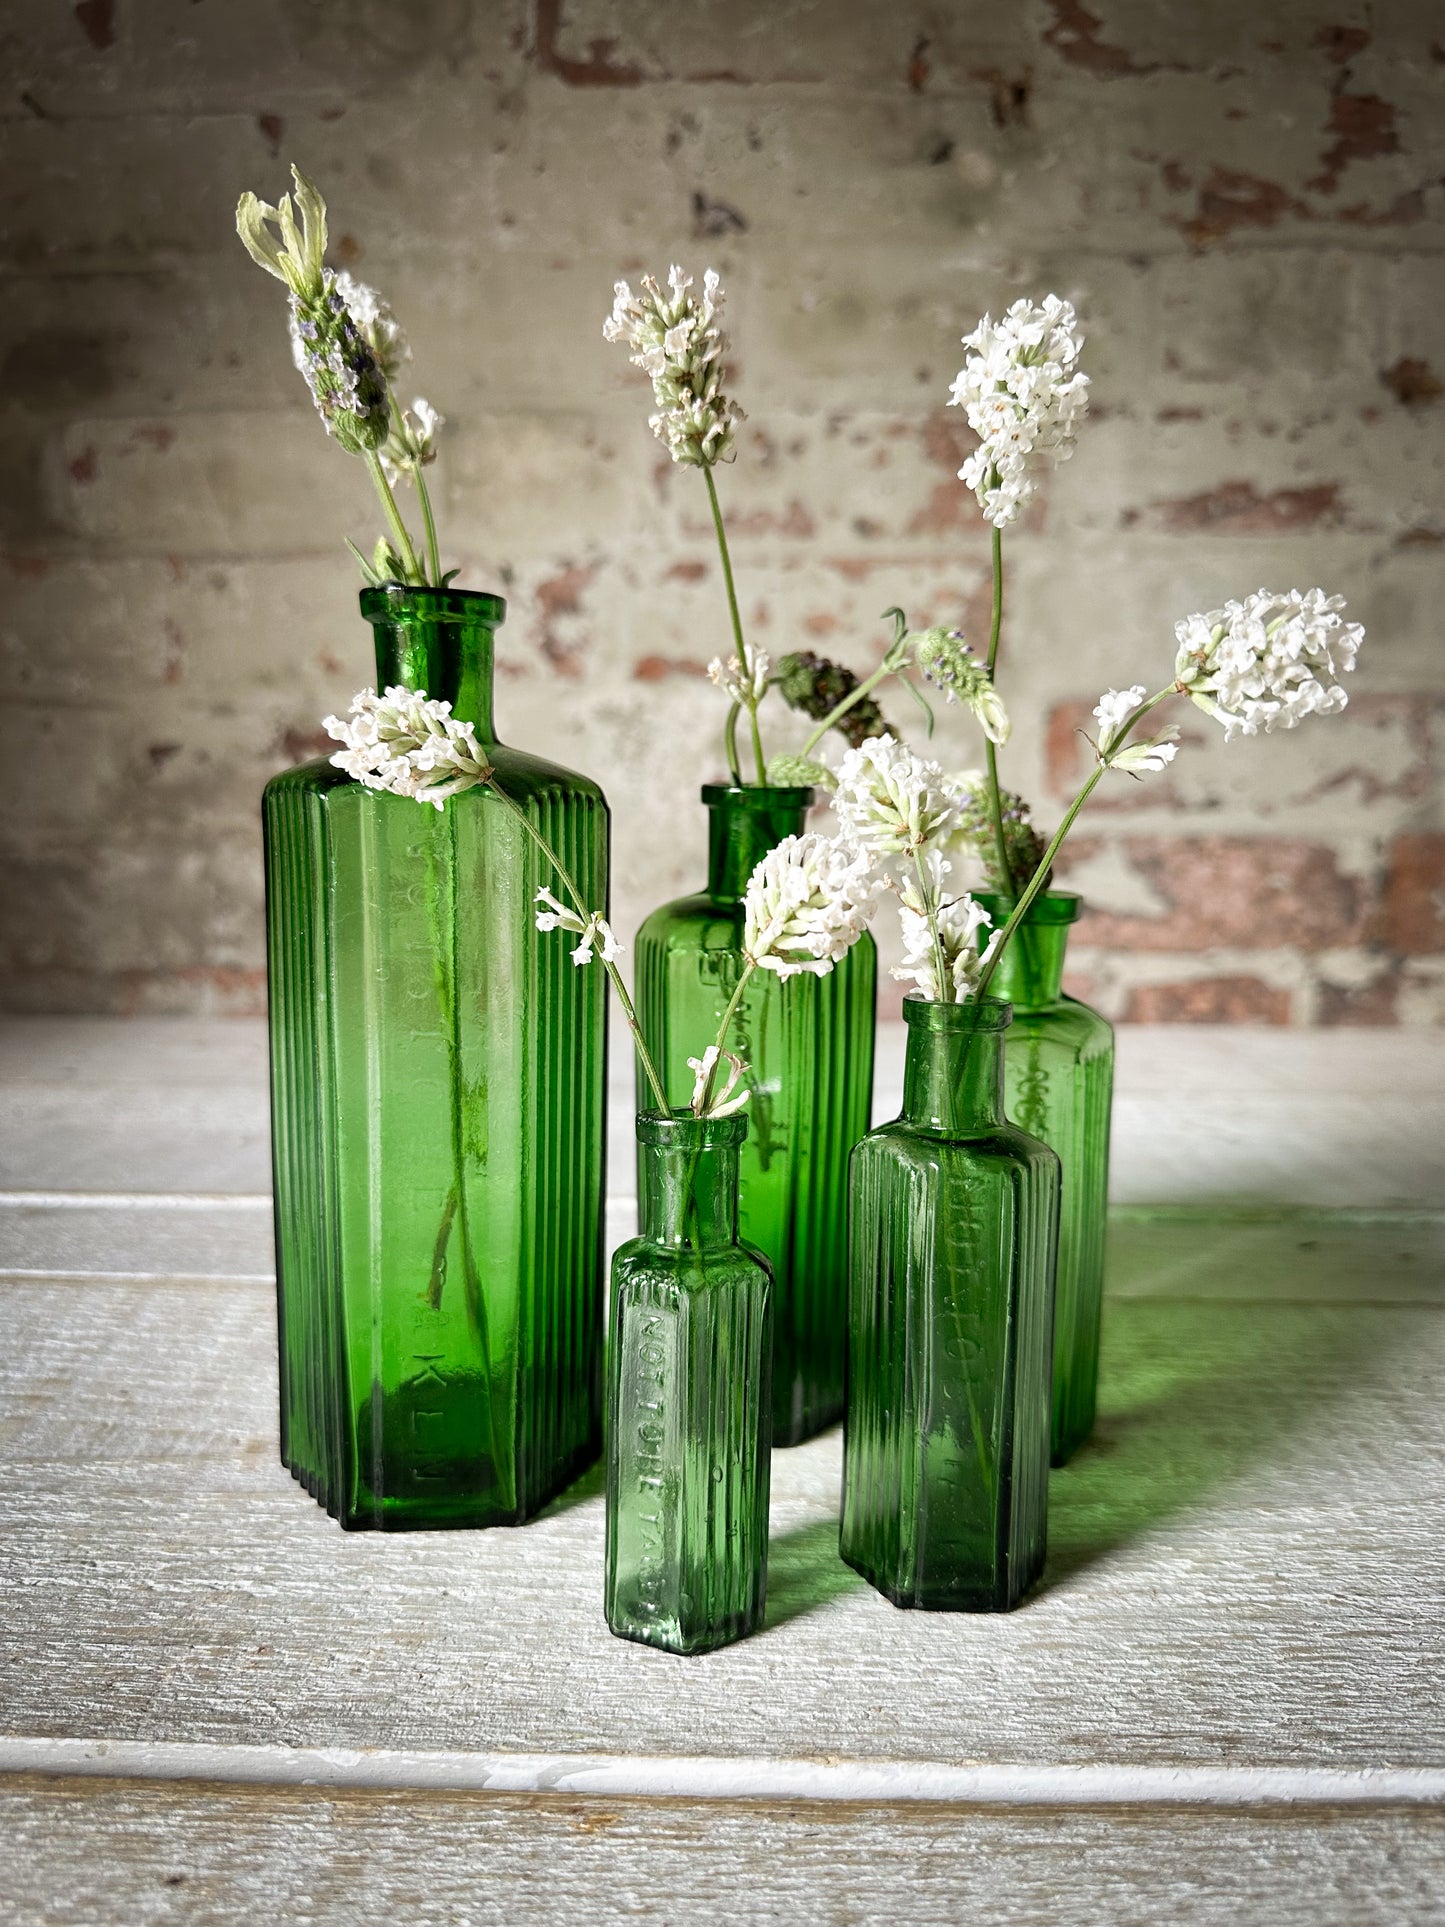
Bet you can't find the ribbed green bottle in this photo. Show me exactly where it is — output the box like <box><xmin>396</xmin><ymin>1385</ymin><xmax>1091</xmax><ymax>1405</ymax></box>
<box><xmin>633</xmin><ymin>786</ymin><xmax>876</xmax><ymax>1446</ymax></box>
<box><xmin>841</xmin><ymin>997</ymin><xmax>1059</xmax><ymax>1611</ymax></box>
<box><xmin>606</xmin><ymin>1112</ymin><xmax>773</xmax><ymax>1655</ymax></box>
<box><xmin>977</xmin><ymin>892</ymin><xmax>1113</xmax><ymax>1465</ymax></box>
<box><xmin>263</xmin><ymin>585</ymin><xmax>609</xmax><ymax>1529</ymax></box>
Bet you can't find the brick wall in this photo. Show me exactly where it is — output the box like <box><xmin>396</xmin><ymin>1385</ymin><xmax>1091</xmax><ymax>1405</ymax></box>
<box><xmin>2</xmin><ymin>0</ymin><xmax>1442</xmax><ymax>1021</ymax></box>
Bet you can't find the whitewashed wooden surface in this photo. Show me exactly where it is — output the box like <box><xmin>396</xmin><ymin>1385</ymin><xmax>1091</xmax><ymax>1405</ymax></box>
<box><xmin>1</xmin><ymin>1016</ymin><xmax>1443</xmax><ymax>1923</ymax></box>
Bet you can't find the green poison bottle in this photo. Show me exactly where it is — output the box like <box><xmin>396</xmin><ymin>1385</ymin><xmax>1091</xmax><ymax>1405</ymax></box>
<box><xmin>606</xmin><ymin>1111</ymin><xmax>774</xmax><ymax>1655</ymax></box>
<box><xmin>841</xmin><ymin>996</ymin><xmax>1059</xmax><ymax>1611</ymax></box>
<box><xmin>976</xmin><ymin>892</ymin><xmax>1114</xmax><ymax>1465</ymax></box>
<box><xmin>264</xmin><ymin>585</ymin><xmax>609</xmax><ymax>1529</ymax></box>
<box><xmin>634</xmin><ymin>785</ymin><xmax>876</xmax><ymax>1445</ymax></box>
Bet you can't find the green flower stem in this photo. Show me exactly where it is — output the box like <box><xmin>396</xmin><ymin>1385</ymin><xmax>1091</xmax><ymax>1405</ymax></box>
<box><xmin>482</xmin><ymin>776</ymin><xmax>672</xmax><ymax>1116</ymax></box>
<box><xmin>704</xmin><ymin>464</ymin><xmax>766</xmax><ymax>784</ymax></box>
<box><xmin>798</xmin><ymin>654</ymin><xmax>898</xmax><ymax>760</ymax></box>
<box><xmin>415</xmin><ymin>466</ymin><xmax>443</xmax><ymax>590</ymax></box>
<box><xmin>364</xmin><ymin>448</ymin><xmax>424</xmax><ymax>585</ymax></box>
<box><xmin>911</xmin><ymin>846</ymin><xmax>951</xmax><ymax>1005</ymax></box>
<box><xmin>982</xmin><ymin>524</ymin><xmax>1016</xmax><ymax>897</ymax></box>
<box><xmin>973</xmin><ymin>684</ymin><xmax>1177</xmax><ymax>1004</ymax></box>
<box><xmin>703</xmin><ymin>960</ymin><xmax>759</xmax><ymax>1109</ymax></box>
<box><xmin>724</xmin><ymin>703</ymin><xmax>744</xmax><ymax>787</ymax></box>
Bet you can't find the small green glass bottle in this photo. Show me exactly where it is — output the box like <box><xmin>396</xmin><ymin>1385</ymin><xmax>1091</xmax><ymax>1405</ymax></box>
<box><xmin>841</xmin><ymin>996</ymin><xmax>1059</xmax><ymax>1611</ymax></box>
<box><xmin>976</xmin><ymin>892</ymin><xmax>1114</xmax><ymax>1466</ymax></box>
<box><xmin>634</xmin><ymin>785</ymin><xmax>876</xmax><ymax>1445</ymax></box>
<box><xmin>606</xmin><ymin>1111</ymin><xmax>774</xmax><ymax>1656</ymax></box>
<box><xmin>264</xmin><ymin>585</ymin><xmax>609</xmax><ymax>1529</ymax></box>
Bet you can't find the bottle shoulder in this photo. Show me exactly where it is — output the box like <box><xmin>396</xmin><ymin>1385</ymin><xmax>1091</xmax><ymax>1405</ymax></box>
<box><xmin>613</xmin><ymin>1238</ymin><xmax>773</xmax><ymax>1295</ymax></box>
<box><xmin>264</xmin><ymin>758</ymin><xmax>349</xmax><ymax>801</ymax></box>
<box><xmin>1007</xmin><ymin>998</ymin><xmax>1114</xmax><ymax>1053</ymax></box>
<box><xmin>486</xmin><ymin>742</ymin><xmax>609</xmax><ymax>810</ymax></box>
<box><xmin>858</xmin><ymin>1117</ymin><xmax>1061</xmax><ymax>1176</ymax></box>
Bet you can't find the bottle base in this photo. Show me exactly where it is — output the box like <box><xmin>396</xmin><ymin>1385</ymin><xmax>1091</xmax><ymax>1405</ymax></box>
<box><xmin>841</xmin><ymin>1548</ymin><xmax>1043</xmax><ymax>1614</ymax></box>
<box><xmin>282</xmin><ymin>1431</ymin><xmax>602</xmax><ymax>1532</ymax></box>
<box><xmin>605</xmin><ymin>1607</ymin><xmax>764</xmax><ymax>1656</ymax></box>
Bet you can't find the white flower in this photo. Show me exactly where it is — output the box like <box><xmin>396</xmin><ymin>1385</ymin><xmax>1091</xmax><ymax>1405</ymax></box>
<box><xmin>947</xmin><ymin>294</ymin><xmax>1090</xmax><ymax>528</ymax></box>
<box><xmin>832</xmin><ymin>734</ymin><xmax>958</xmax><ymax>859</ymax></box>
<box><xmin>1092</xmin><ymin>686</ymin><xmax>1147</xmax><ymax>756</ymax></box>
<box><xmin>742</xmin><ymin>833</ymin><xmax>877</xmax><ymax>980</ymax></box>
<box><xmin>323</xmin><ymin>684</ymin><xmax>490</xmax><ymax>809</ymax></box>
<box><xmin>687</xmin><ymin>1046</ymin><xmax>751</xmax><ymax>1118</ymax></box>
<box><xmin>889</xmin><ymin>850</ymin><xmax>997</xmax><ymax>1003</ymax></box>
<box><xmin>707</xmin><ymin>645</ymin><xmax>770</xmax><ymax>707</ymax></box>
<box><xmin>1174</xmin><ymin>588</ymin><xmax>1363</xmax><ymax>741</ymax></box>
<box><xmin>533</xmin><ymin>886</ymin><xmax>622</xmax><ymax>968</ymax></box>
<box><xmin>380</xmin><ymin>395</ymin><xmax>444</xmax><ymax>487</ymax></box>
<box><xmin>911</xmin><ymin>627</ymin><xmax>1010</xmax><ymax>744</ymax></box>
<box><xmin>1091</xmin><ymin>687</ymin><xmax>1180</xmax><ymax>775</ymax></box>
<box><xmin>1111</xmin><ymin>730</ymin><xmax>1180</xmax><ymax>774</ymax></box>
<box><xmin>604</xmin><ymin>265</ymin><xmax>743</xmax><ymax>467</ymax></box>
<box><xmin>334</xmin><ymin>271</ymin><xmax>411</xmax><ymax>386</ymax></box>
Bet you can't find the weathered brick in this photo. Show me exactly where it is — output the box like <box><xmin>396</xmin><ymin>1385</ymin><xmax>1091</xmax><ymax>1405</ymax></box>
<box><xmin>1123</xmin><ymin>975</ymin><xmax>1293</xmax><ymax>1024</ymax></box>
<box><xmin>1383</xmin><ymin>833</ymin><xmax>1445</xmax><ymax>954</ymax></box>
<box><xmin>1073</xmin><ymin>836</ymin><xmax>1369</xmax><ymax>951</ymax></box>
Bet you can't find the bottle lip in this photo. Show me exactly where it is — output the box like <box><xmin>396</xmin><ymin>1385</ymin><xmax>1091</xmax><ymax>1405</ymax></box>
<box><xmin>360</xmin><ymin>583</ymin><xmax>507</xmax><ymax>626</ymax></box>
<box><xmin>902</xmin><ymin>993</ymin><xmax>1012</xmax><ymax>1033</ymax></box>
<box><xmin>973</xmin><ymin>889</ymin><xmax>1080</xmax><ymax>927</ymax></box>
<box><xmin>636</xmin><ymin>1108</ymin><xmax>750</xmax><ymax>1148</ymax></box>
<box><xmin>701</xmin><ymin>782</ymin><xmax>815</xmax><ymax>811</ymax></box>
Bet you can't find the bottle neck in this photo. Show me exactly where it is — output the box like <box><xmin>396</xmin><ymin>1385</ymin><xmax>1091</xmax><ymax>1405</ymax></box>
<box><xmin>704</xmin><ymin>786</ymin><xmax>814</xmax><ymax>902</ymax></box>
<box><xmin>974</xmin><ymin>892</ymin><xmax>1078</xmax><ymax>1011</ymax></box>
<box><xmin>361</xmin><ymin>586</ymin><xmax>505</xmax><ymax>746</ymax></box>
<box><xmin>636</xmin><ymin>1116</ymin><xmax>746</xmax><ymax>1249</ymax></box>
<box><xmin>900</xmin><ymin>1000</ymin><xmax>1011</xmax><ymax>1133</ymax></box>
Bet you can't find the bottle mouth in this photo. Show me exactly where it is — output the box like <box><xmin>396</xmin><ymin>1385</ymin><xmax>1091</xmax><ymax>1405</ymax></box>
<box><xmin>973</xmin><ymin>889</ymin><xmax>1079</xmax><ymax>926</ymax></box>
<box><xmin>360</xmin><ymin>584</ymin><xmax>507</xmax><ymax>626</ymax></box>
<box><xmin>701</xmin><ymin>783</ymin><xmax>815</xmax><ymax>811</ymax></box>
<box><xmin>636</xmin><ymin>1108</ymin><xmax>750</xmax><ymax>1149</ymax></box>
<box><xmin>901</xmin><ymin>994</ymin><xmax>1012</xmax><ymax>1034</ymax></box>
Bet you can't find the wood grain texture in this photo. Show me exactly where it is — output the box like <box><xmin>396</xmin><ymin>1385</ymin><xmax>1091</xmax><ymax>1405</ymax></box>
<box><xmin>2</xmin><ymin>1779</ymin><xmax>1444</xmax><ymax>1927</ymax></box>
<box><xmin>0</xmin><ymin>1268</ymin><xmax>1441</xmax><ymax>1771</ymax></box>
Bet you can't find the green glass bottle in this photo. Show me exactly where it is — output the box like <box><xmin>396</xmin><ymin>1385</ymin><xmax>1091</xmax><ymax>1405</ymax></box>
<box><xmin>634</xmin><ymin>785</ymin><xmax>876</xmax><ymax>1446</ymax></box>
<box><xmin>264</xmin><ymin>585</ymin><xmax>609</xmax><ymax>1530</ymax></box>
<box><xmin>841</xmin><ymin>996</ymin><xmax>1059</xmax><ymax>1611</ymax></box>
<box><xmin>606</xmin><ymin>1111</ymin><xmax>774</xmax><ymax>1655</ymax></box>
<box><xmin>976</xmin><ymin>892</ymin><xmax>1114</xmax><ymax>1466</ymax></box>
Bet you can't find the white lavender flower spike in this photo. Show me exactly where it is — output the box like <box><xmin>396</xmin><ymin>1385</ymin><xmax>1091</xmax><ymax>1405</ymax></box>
<box><xmin>1174</xmin><ymin>588</ymin><xmax>1363</xmax><ymax>741</ymax></box>
<box><xmin>948</xmin><ymin>294</ymin><xmax>1089</xmax><ymax>529</ymax></box>
<box><xmin>323</xmin><ymin>685</ymin><xmax>491</xmax><ymax>809</ymax></box>
<box><xmin>687</xmin><ymin>1046</ymin><xmax>751</xmax><ymax>1118</ymax></box>
<box><xmin>604</xmin><ymin>265</ymin><xmax>743</xmax><ymax>467</ymax></box>
<box><xmin>889</xmin><ymin>851</ymin><xmax>998</xmax><ymax>1004</ymax></box>
<box><xmin>335</xmin><ymin>272</ymin><xmax>411</xmax><ymax>386</ymax></box>
<box><xmin>911</xmin><ymin>627</ymin><xmax>1011</xmax><ymax>745</ymax></box>
<box><xmin>742</xmin><ymin>833</ymin><xmax>877</xmax><ymax>980</ymax></box>
<box><xmin>832</xmin><ymin>735</ymin><xmax>958</xmax><ymax>859</ymax></box>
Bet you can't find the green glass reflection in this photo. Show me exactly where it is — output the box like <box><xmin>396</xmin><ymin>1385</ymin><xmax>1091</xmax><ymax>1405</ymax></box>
<box><xmin>606</xmin><ymin>1111</ymin><xmax>773</xmax><ymax>1655</ymax></box>
<box><xmin>634</xmin><ymin>785</ymin><xmax>876</xmax><ymax>1445</ymax></box>
<box><xmin>264</xmin><ymin>585</ymin><xmax>609</xmax><ymax>1529</ymax></box>
<box><xmin>977</xmin><ymin>891</ymin><xmax>1114</xmax><ymax>1465</ymax></box>
<box><xmin>841</xmin><ymin>997</ymin><xmax>1059</xmax><ymax>1611</ymax></box>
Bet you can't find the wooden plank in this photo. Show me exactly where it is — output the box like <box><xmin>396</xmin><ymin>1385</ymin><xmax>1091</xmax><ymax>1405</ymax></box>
<box><xmin>2</xmin><ymin>1777</ymin><xmax>1443</xmax><ymax>1926</ymax></box>
<box><xmin>0</xmin><ymin>1274</ymin><xmax>1441</xmax><ymax>1773</ymax></box>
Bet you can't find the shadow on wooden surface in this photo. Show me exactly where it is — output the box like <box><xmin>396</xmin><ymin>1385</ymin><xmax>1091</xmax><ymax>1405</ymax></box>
<box><xmin>1044</xmin><ymin>1295</ymin><xmax>1416</xmax><ymax>1590</ymax></box>
<box><xmin>764</xmin><ymin>1517</ymin><xmax>865</xmax><ymax>1630</ymax></box>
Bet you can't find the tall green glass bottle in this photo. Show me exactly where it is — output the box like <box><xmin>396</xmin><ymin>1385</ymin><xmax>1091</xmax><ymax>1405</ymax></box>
<box><xmin>264</xmin><ymin>585</ymin><xmax>609</xmax><ymax>1530</ymax></box>
<box><xmin>841</xmin><ymin>996</ymin><xmax>1059</xmax><ymax>1611</ymax></box>
<box><xmin>976</xmin><ymin>892</ymin><xmax>1113</xmax><ymax>1466</ymax></box>
<box><xmin>606</xmin><ymin>1111</ymin><xmax>773</xmax><ymax>1655</ymax></box>
<box><xmin>633</xmin><ymin>785</ymin><xmax>876</xmax><ymax>1446</ymax></box>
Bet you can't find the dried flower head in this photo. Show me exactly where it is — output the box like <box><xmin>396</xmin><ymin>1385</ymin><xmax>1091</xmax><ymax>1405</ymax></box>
<box><xmin>775</xmin><ymin>650</ymin><xmax>889</xmax><ymax>750</ymax></box>
<box><xmin>742</xmin><ymin>832</ymin><xmax>877</xmax><ymax>979</ymax></box>
<box><xmin>241</xmin><ymin>168</ymin><xmax>389</xmax><ymax>455</ymax></box>
<box><xmin>948</xmin><ymin>294</ymin><xmax>1089</xmax><ymax>528</ymax></box>
<box><xmin>766</xmin><ymin>753</ymin><xmax>836</xmax><ymax>791</ymax></box>
<box><xmin>1174</xmin><ymin>589</ymin><xmax>1363</xmax><ymax>741</ymax></box>
<box><xmin>889</xmin><ymin>850</ymin><xmax>997</xmax><ymax>1004</ymax></box>
<box><xmin>533</xmin><ymin>887</ymin><xmax>622</xmax><ymax>968</ymax></box>
<box><xmin>707</xmin><ymin>645</ymin><xmax>770</xmax><ymax>708</ymax></box>
<box><xmin>943</xmin><ymin>771</ymin><xmax>1051</xmax><ymax>893</ymax></box>
<box><xmin>604</xmin><ymin>265</ymin><xmax>743</xmax><ymax>467</ymax></box>
<box><xmin>687</xmin><ymin>1046</ymin><xmax>751</xmax><ymax>1118</ymax></box>
<box><xmin>910</xmin><ymin>627</ymin><xmax>1011</xmax><ymax>744</ymax></box>
<box><xmin>832</xmin><ymin>735</ymin><xmax>957</xmax><ymax>860</ymax></box>
<box><xmin>322</xmin><ymin>685</ymin><xmax>490</xmax><ymax>809</ymax></box>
